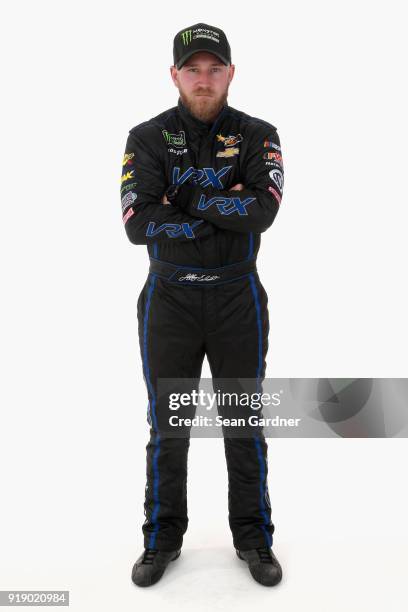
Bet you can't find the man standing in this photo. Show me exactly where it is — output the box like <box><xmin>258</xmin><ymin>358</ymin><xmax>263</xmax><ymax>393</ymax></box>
<box><xmin>120</xmin><ymin>23</ymin><xmax>284</xmax><ymax>587</ymax></box>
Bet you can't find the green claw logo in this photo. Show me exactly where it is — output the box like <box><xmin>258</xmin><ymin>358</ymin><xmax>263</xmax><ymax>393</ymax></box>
<box><xmin>181</xmin><ymin>30</ymin><xmax>192</xmax><ymax>45</ymax></box>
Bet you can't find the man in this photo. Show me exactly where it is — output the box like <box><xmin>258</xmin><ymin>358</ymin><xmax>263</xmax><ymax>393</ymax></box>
<box><xmin>120</xmin><ymin>23</ymin><xmax>284</xmax><ymax>587</ymax></box>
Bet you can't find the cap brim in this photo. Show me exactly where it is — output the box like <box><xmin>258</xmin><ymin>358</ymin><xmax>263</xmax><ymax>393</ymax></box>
<box><xmin>176</xmin><ymin>49</ymin><xmax>229</xmax><ymax>69</ymax></box>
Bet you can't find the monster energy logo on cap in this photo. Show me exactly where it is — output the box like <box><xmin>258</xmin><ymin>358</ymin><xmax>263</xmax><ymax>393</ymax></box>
<box><xmin>181</xmin><ymin>30</ymin><xmax>192</xmax><ymax>45</ymax></box>
<box><xmin>173</xmin><ymin>23</ymin><xmax>231</xmax><ymax>69</ymax></box>
<box><xmin>162</xmin><ymin>130</ymin><xmax>186</xmax><ymax>147</ymax></box>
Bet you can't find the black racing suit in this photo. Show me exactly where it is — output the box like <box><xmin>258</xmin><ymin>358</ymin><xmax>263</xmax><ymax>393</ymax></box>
<box><xmin>120</xmin><ymin>98</ymin><xmax>283</xmax><ymax>552</ymax></box>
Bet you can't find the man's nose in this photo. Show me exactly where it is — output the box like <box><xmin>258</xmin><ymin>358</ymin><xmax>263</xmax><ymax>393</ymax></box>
<box><xmin>196</xmin><ymin>71</ymin><xmax>212</xmax><ymax>86</ymax></box>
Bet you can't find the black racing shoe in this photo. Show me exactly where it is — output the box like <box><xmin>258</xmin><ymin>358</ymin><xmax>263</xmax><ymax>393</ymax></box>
<box><xmin>131</xmin><ymin>548</ymin><xmax>181</xmax><ymax>587</ymax></box>
<box><xmin>236</xmin><ymin>546</ymin><xmax>283</xmax><ymax>586</ymax></box>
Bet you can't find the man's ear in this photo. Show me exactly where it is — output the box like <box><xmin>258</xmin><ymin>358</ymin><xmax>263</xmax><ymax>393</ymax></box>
<box><xmin>170</xmin><ymin>65</ymin><xmax>178</xmax><ymax>87</ymax></box>
<box><xmin>228</xmin><ymin>64</ymin><xmax>235</xmax><ymax>83</ymax></box>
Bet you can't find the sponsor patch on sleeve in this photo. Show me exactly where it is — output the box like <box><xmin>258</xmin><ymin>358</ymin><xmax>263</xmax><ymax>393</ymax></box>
<box><xmin>121</xmin><ymin>170</ymin><xmax>135</xmax><ymax>184</ymax></box>
<box><xmin>122</xmin><ymin>207</ymin><xmax>135</xmax><ymax>224</ymax></box>
<box><xmin>268</xmin><ymin>185</ymin><xmax>282</xmax><ymax>204</ymax></box>
<box><xmin>269</xmin><ymin>168</ymin><xmax>284</xmax><ymax>192</ymax></box>
<box><xmin>263</xmin><ymin>151</ymin><xmax>283</xmax><ymax>164</ymax></box>
<box><xmin>121</xmin><ymin>191</ymin><xmax>138</xmax><ymax>212</ymax></box>
<box><xmin>122</xmin><ymin>152</ymin><xmax>135</xmax><ymax>166</ymax></box>
<box><xmin>120</xmin><ymin>181</ymin><xmax>138</xmax><ymax>195</ymax></box>
<box><xmin>264</xmin><ymin>140</ymin><xmax>281</xmax><ymax>151</ymax></box>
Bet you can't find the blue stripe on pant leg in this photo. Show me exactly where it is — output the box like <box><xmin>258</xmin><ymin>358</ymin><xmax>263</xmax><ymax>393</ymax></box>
<box><xmin>143</xmin><ymin>274</ymin><xmax>158</xmax><ymax>431</ymax></box>
<box><xmin>142</xmin><ymin>273</ymin><xmax>161</xmax><ymax>548</ymax></box>
<box><xmin>149</xmin><ymin>437</ymin><xmax>161</xmax><ymax>548</ymax></box>
<box><xmin>248</xmin><ymin>273</ymin><xmax>263</xmax><ymax>393</ymax></box>
<box><xmin>254</xmin><ymin>436</ymin><xmax>273</xmax><ymax>549</ymax></box>
<box><xmin>249</xmin><ymin>273</ymin><xmax>273</xmax><ymax>548</ymax></box>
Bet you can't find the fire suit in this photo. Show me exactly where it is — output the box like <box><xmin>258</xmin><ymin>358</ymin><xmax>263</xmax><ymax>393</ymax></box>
<box><xmin>120</xmin><ymin>98</ymin><xmax>283</xmax><ymax>552</ymax></box>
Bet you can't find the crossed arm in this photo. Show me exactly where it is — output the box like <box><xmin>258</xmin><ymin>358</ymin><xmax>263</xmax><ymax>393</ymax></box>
<box><xmin>120</xmin><ymin>127</ymin><xmax>283</xmax><ymax>244</ymax></box>
<box><xmin>161</xmin><ymin>182</ymin><xmax>244</xmax><ymax>204</ymax></box>
<box><xmin>167</xmin><ymin>128</ymin><xmax>283</xmax><ymax>234</ymax></box>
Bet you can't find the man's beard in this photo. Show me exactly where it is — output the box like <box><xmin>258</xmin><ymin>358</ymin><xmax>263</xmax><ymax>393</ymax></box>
<box><xmin>179</xmin><ymin>86</ymin><xmax>229</xmax><ymax>124</ymax></box>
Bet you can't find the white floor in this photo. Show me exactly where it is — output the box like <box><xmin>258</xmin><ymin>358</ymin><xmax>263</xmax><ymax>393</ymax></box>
<box><xmin>2</xmin><ymin>439</ymin><xmax>408</xmax><ymax>611</ymax></box>
<box><xmin>2</xmin><ymin>535</ymin><xmax>407</xmax><ymax>611</ymax></box>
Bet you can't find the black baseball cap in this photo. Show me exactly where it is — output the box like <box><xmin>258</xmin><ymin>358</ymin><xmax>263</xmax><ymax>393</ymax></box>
<box><xmin>173</xmin><ymin>23</ymin><xmax>231</xmax><ymax>69</ymax></box>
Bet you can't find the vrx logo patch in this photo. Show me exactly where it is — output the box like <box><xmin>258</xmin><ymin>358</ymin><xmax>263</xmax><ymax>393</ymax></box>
<box><xmin>146</xmin><ymin>220</ymin><xmax>203</xmax><ymax>239</ymax></box>
<box><xmin>172</xmin><ymin>166</ymin><xmax>232</xmax><ymax>189</ymax></box>
<box><xmin>197</xmin><ymin>195</ymin><xmax>256</xmax><ymax>216</ymax></box>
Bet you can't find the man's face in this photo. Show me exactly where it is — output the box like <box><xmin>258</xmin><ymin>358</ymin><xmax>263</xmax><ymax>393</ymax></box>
<box><xmin>170</xmin><ymin>52</ymin><xmax>235</xmax><ymax>123</ymax></box>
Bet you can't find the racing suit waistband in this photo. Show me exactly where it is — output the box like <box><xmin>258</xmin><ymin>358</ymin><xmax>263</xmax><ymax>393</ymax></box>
<box><xmin>148</xmin><ymin>257</ymin><xmax>257</xmax><ymax>286</ymax></box>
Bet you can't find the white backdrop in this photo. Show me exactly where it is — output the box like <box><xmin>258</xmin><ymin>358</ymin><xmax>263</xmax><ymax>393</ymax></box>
<box><xmin>1</xmin><ymin>1</ymin><xmax>407</xmax><ymax>610</ymax></box>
